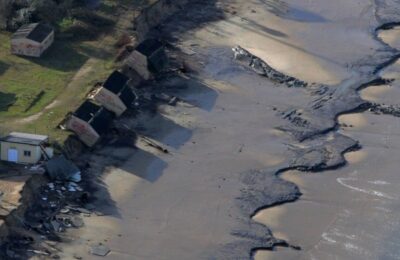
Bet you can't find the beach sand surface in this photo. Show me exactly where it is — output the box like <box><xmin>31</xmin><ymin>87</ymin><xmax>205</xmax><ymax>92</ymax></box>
<box><xmin>58</xmin><ymin>0</ymin><xmax>400</xmax><ymax>259</ymax></box>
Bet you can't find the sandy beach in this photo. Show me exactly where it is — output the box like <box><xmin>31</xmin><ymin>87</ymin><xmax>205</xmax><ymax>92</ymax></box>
<box><xmin>43</xmin><ymin>0</ymin><xmax>400</xmax><ymax>259</ymax></box>
<box><xmin>254</xmin><ymin>3</ymin><xmax>400</xmax><ymax>260</ymax></box>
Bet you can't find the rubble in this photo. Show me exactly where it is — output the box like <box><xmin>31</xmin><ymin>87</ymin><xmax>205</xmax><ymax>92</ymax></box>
<box><xmin>71</xmin><ymin>216</ymin><xmax>84</xmax><ymax>228</ymax></box>
<box><xmin>90</xmin><ymin>244</ymin><xmax>111</xmax><ymax>256</ymax></box>
<box><xmin>45</xmin><ymin>156</ymin><xmax>81</xmax><ymax>183</ymax></box>
<box><xmin>369</xmin><ymin>103</ymin><xmax>400</xmax><ymax>117</ymax></box>
<box><xmin>0</xmin><ymin>163</ymin><xmax>92</xmax><ymax>259</ymax></box>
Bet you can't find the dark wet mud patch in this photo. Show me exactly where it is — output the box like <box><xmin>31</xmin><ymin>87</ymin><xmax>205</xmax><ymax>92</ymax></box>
<box><xmin>230</xmin><ymin>18</ymin><xmax>400</xmax><ymax>258</ymax></box>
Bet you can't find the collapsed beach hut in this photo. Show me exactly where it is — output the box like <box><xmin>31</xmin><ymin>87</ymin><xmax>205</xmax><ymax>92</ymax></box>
<box><xmin>125</xmin><ymin>39</ymin><xmax>168</xmax><ymax>80</ymax></box>
<box><xmin>88</xmin><ymin>71</ymin><xmax>137</xmax><ymax>116</ymax></box>
<box><xmin>11</xmin><ymin>23</ymin><xmax>54</xmax><ymax>57</ymax></box>
<box><xmin>46</xmin><ymin>155</ymin><xmax>81</xmax><ymax>182</ymax></box>
<box><xmin>65</xmin><ymin>101</ymin><xmax>114</xmax><ymax>147</ymax></box>
<box><xmin>0</xmin><ymin>132</ymin><xmax>53</xmax><ymax>164</ymax></box>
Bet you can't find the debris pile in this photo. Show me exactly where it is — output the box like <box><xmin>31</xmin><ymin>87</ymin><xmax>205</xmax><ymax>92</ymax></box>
<box><xmin>90</xmin><ymin>243</ymin><xmax>111</xmax><ymax>256</ymax></box>
<box><xmin>232</xmin><ymin>46</ymin><xmax>308</xmax><ymax>88</ymax></box>
<box><xmin>46</xmin><ymin>156</ymin><xmax>81</xmax><ymax>183</ymax></box>
<box><xmin>280</xmin><ymin>109</ymin><xmax>310</xmax><ymax>128</ymax></box>
<box><xmin>369</xmin><ymin>103</ymin><xmax>400</xmax><ymax>117</ymax></box>
<box><xmin>0</xmin><ymin>156</ymin><xmax>94</xmax><ymax>259</ymax></box>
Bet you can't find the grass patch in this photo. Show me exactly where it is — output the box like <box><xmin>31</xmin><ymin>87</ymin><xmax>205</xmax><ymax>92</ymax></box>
<box><xmin>58</xmin><ymin>17</ymin><xmax>76</xmax><ymax>31</ymax></box>
<box><xmin>0</xmin><ymin>92</ymin><xmax>16</xmax><ymax>111</ymax></box>
<box><xmin>0</xmin><ymin>31</ymin><xmax>88</xmax><ymax>118</ymax></box>
<box><xmin>0</xmin><ymin>1</ymin><xmax>146</xmax><ymax>143</ymax></box>
<box><xmin>21</xmin><ymin>57</ymin><xmax>115</xmax><ymax>143</ymax></box>
<box><xmin>0</xmin><ymin>30</ymin><xmax>116</xmax><ymax>142</ymax></box>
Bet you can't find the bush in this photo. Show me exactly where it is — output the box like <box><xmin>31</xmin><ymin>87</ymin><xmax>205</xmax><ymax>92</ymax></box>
<box><xmin>0</xmin><ymin>0</ymin><xmax>12</xmax><ymax>29</ymax></box>
<box><xmin>58</xmin><ymin>17</ymin><xmax>75</xmax><ymax>31</ymax></box>
<box><xmin>3</xmin><ymin>0</ymin><xmax>85</xmax><ymax>31</ymax></box>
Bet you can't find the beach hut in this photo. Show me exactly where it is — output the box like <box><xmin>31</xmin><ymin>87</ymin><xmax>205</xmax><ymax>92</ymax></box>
<box><xmin>65</xmin><ymin>101</ymin><xmax>114</xmax><ymax>147</ymax></box>
<box><xmin>125</xmin><ymin>39</ymin><xmax>168</xmax><ymax>80</ymax></box>
<box><xmin>11</xmin><ymin>23</ymin><xmax>54</xmax><ymax>57</ymax></box>
<box><xmin>0</xmin><ymin>132</ymin><xmax>53</xmax><ymax>164</ymax></box>
<box><xmin>88</xmin><ymin>71</ymin><xmax>137</xmax><ymax>116</ymax></box>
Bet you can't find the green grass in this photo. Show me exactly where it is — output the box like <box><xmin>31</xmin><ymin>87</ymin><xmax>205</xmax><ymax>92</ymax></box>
<box><xmin>0</xmin><ymin>31</ymin><xmax>117</xmax><ymax>142</ymax></box>
<box><xmin>58</xmin><ymin>17</ymin><xmax>76</xmax><ymax>31</ymax></box>
<box><xmin>0</xmin><ymin>32</ymin><xmax>87</xmax><ymax>118</ymax></box>
<box><xmin>0</xmin><ymin>1</ymin><xmax>146</xmax><ymax>143</ymax></box>
<box><xmin>21</xmin><ymin>56</ymin><xmax>116</xmax><ymax>143</ymax></box>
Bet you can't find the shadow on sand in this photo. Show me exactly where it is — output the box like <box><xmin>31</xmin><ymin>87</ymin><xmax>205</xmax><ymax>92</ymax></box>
<box><xmin>260</xmin><ymin>0</ymin><xmax>328</xmax><ymax>23</ymax></box>
<box><xmin>66</xmin><ymin>66</ymin><xmax>218</xmax><ymax>218</ymax></box>
<box><xmin>225</xmin><ymin>17</ymin><xmax>340</xmax><ymax>67</ymax></box>
<box><xmin>287</xmin><ymin>7</ymin><xmax>328</xmax><ymax>23</ymax></box>
<box><xmin>158</xmin><ymin>74</ymin><xmax>219</xmax><ymax>112</ymax></box>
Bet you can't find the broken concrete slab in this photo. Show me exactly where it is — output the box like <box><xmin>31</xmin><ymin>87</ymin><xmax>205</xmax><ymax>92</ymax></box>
<box><xmin>71</xmin><ymin>216</ymin><xmax>84</xmax><ymax>228</ymax></box>
<box><xmin>90</xmin><ymin>244</ymin><xmax>110</xmax><ymax>256</ymax></box>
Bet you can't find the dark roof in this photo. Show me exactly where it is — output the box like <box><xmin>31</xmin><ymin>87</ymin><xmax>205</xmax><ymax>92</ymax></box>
<box><xmin>0</xmin><ymin>132</ymin><xmax>48</xmax><ymax>146</ymax></box>
<box><xmin>136</xmin><ymin>39</ymin><xmax>163</xmax><ymax>56</ymax></box>
<box><xmin>103</xmin><ymin>71</ymin><xmax>129</xmax><ymax>94</ymax></box>
<box><xmin>73</xmin><ymin>100</ymin><xmax>114</xmax><ymax>135</ymax></box>
<box><xmin>148</xmin><ymin>48</ymin><xmax>168</xmax><ymax>73</ymax></box>
<box><xmin>74</xmin><ymin>101</ymin><xmax>102</xmax><ymax>122</ymax></box>
<box><xmin>119</xmin><ymin>87</ymin><xmax>137</xmax><ymax>107</ymax></box>
<box><xmin>90</xmin><ymin>109</ymin><xmax>114</xmax><ymax>135</ymax></box>
<box><xmin>12</xmin><ymin>23</ymin><xmax>53</xmax><ymax>43</ymax></box>
<box><xmin>46</xmin><ymin>156</ymin><xmax>80</xmax><ymax>181</ymax></box>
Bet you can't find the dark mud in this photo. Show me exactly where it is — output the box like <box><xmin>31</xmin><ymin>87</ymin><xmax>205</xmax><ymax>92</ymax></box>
<box><xmin>229</xmin><ymin>7</ymin><xmax>400</xmax><ymax>260</ymax></box>
<box><xmin>132</xmin><ymin>0</ymin><xmax>400</xmax><ymax>258</ymax></box>
<box><xmin>232</xmin><ymin>46</ymin><xmax>308</xmax><ymax>88</ymax></box>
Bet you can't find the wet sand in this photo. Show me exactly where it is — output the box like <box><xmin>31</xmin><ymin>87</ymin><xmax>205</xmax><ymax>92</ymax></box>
<box><xmin>255</xmin><ymin>25</ymin><xmax>400</xmax><ymax>260</ymax></box>
<box><xmin>61</xmin><ymin>55</ymin><xmax>313</xmax><ymax>258</ymax></box>
<box><xmin>54</xmin><ymin>0</ymin><xmax>400</xmax><ymax>259</ymax></box>
<box><xmin>255</xmin><ymin>112</ymin><xmax>400</xmax><ymax>260</ymax></box>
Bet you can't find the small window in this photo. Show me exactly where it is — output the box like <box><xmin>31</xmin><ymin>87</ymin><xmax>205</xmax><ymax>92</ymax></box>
<box><xmin>24</xmin><ymin>151</ymin><xmax>31</xmax><ymax>157</ymax></box>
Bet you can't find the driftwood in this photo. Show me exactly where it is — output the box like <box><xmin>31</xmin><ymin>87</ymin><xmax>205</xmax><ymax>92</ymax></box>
<box><xmin>140</xmin><ymin>135</ymin><xmax>169</xmax><ymax>154</ymax></box>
